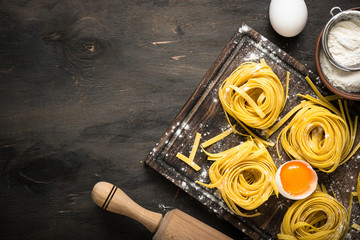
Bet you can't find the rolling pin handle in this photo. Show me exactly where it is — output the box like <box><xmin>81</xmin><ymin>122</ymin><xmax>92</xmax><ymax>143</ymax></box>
<box><xmin>91</xmin><ymin>181</ymin><xmax>163</xmax><ymax>233</ymax></box>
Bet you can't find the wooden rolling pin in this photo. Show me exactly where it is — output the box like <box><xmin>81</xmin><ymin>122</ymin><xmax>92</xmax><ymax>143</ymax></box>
<box><xmin>91</xmin><ymin>181</ymin><xmax>233</xmax><ymax>240</ymax></box>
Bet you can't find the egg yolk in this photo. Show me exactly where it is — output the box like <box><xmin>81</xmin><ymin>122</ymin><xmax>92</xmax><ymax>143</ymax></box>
<box><xmin>280</xmin><ymin>161</ymin><xmax>313</xmax><ymax>195</ymax></box>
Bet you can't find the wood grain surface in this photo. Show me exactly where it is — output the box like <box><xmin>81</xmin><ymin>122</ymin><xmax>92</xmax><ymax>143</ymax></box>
<box><xmin>145</xmin><ymin>25</ymin><xmax>360</xmax><ymax>239</ymax></box>
<box><xmin>1</xmin><ymin>1</ymin><xmax>360</xmax><ymax>239</ymax></box>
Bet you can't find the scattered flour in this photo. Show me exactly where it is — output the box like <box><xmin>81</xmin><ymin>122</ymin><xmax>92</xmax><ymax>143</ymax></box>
<box><xmin>243</xmin><ymin>52</ymin><xmax>259</xmax><ymax>62</ymax></box>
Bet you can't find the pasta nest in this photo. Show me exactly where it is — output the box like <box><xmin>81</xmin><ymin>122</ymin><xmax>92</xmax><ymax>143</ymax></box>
<box><xmin>278</xmin><ymin>191</ymin><xmax>349</xmax><ymax>240</ymax></box>
<box><xmin>219</xmin><ymin>60</ymin><xmax>286</xmax><ymax>130</ymax></box>
<box><xmin>198</xmin><ymin>139</ymin><xmax>278</xmax><ymax>217</ymax></box>
<box><xmin>278</xmin><ymin>99</ymin><xmax>355</xmax><ymax>173</ymax></box>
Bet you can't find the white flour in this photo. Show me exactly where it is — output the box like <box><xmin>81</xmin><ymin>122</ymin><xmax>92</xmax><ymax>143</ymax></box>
<box><xmin>320</xmin><ymin>50</ymin><xmax>360</xmax><ymax>92</ymax></box>
<box><xmin>327</xmin><ymin>18</ymin><xmax>360</xmax><ymax>68</ymax></box>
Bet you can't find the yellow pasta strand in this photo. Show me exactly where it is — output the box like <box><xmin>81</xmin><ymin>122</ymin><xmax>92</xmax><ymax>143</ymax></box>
<box><xmin>176</xmin><ymin>152</ymin><xmax>201</xmax><ymax>171</ymax></box>
<box><xmin>278</xmin><ymin>190</ymin><xmax>349</xmax><ymax>240</ymax></box>
<box><xmin>305</xmin><ymin>76</ymin><xmax>328</xmax><ymax>104</ymax></box>
<box><xmin>218</xmin><ymin>59</ymin><xmax>288</xmax><ymax>145</ymax></box>
<box><xmin>357</xmin><ymin>172</ymin><xmax>360</xmax><ymax>205</ymax></box>
<box><xmin>176</xmin><ymin>132</ymin><xmax>201</xmax><ymax>171</ymax></box>
<box><xmin>352</xmin><ymin>223</ymin><xmax>360</xmax><ymax>232</ymax></box>
<box><xmin>189</xmin><ymin>132</ymin><xmax>201</xmax><ymax>160</ymax></box>
<box><xmin>197</xmin><ymin>138</ymin><xmax>278</xmax><ymax>217</ymax></box>
<box><xmin>201</xmin><ymin>128</ymin><xmax>233</xmax><ymax>148</ymax></box>
<box><xmin>350</xmin><ymin>172</ymin><xmax>360</xmax><ymax>232</ymax></box>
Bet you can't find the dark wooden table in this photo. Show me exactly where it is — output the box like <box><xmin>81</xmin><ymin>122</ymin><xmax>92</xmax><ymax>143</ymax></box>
<box><xmin>1</xmin><ymin>1</ymin><xmax>359</xmax><ymax>239</ymax></box>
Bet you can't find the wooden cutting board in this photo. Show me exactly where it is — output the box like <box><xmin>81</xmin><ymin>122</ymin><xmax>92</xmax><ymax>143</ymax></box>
<box><xmin>144</xmin><ymin>24</ymin><xmax>360</xmax><ymax>239</ymax></box>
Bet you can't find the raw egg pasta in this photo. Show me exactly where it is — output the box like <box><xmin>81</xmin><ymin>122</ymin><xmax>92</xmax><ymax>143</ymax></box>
<box><xmin>197</xmin><ymin>138</ymin><xmax>278</xmax><ymax>217</ymax></box>
<box><xmin>278</xmin><ymin>100</ymin><xmax>351</xmax><ymax>173</ymax></box>
<box><xmin>176</xmin><ymin>132</ymin><xmax>201</xmax><ymax>171</ymax></box>
<box><xmin>201</xmin><ymin>128</ymin><xmax>233</xmax><ymax>149</ymax></box>
<box><xmin>350</xmin><ymin>172</ymin><xmax>360</xmax><ymax>231</ymax></box>
<box><xmin>278</xmin><ymin>190</ymin><xmax>349</xmax><ymax>240</ymax></box>
<box><xmin>357</xmin><ymin>172</ymin><xmax>360</xmax><ymax>204</ymax></box>
<box><xmin>218</xmin><ymin>59</ymin><xmax>288</xmax><ymax>144</ymax></box>
<box><xmin>267</xmin><ymin>76</ymin><xmax>360</xmax><ymax>173</ymax></box>
<box><xmin>353</xmin><ymin>223</ymin><xmax>360</xmax><ymax>232</ymax></box>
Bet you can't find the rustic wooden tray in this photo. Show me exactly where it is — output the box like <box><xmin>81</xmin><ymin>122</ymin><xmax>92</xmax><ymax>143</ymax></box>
<box><xmin>144</xmin><ymin>24</ymin><xmax>360</xmax><ymax>239</ymax></box>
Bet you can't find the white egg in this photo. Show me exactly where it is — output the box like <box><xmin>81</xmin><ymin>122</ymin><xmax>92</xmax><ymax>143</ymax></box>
<box><xmin>275</xmin><ymin>160</ymin><xmax>318</xmax><ymax>200</ymax></box>
<box><xmin>269</xmin><ymin>0</ymin><xmax>308</xmax><ymax>37</ymax></box>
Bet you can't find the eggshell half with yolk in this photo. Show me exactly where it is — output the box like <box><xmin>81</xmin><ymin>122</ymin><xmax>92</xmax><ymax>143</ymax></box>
<box><xmin>275</xmin><ymin>160</ymin><xmax>318</xmax><ymax>200</ymax></box>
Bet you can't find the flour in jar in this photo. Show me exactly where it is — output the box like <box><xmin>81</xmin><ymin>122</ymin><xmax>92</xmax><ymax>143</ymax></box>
<box><xmin>327</xmin><ymin>18</ymin><xmax>360</xmax><ymax>68</ymax></box>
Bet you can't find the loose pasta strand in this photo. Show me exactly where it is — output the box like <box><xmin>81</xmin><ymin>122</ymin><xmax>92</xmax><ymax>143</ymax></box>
<box><xmin>350</xmin><ymin>172</ymin><xmax>360</xmax><ymax>231</ymax></box>
<box><xmin>176</xmin><ymin>133</ymin><xmax>202</xmax><ymax>171</ymax></box>
<box><xmin>201</xmin><ymin>128</ymin><xmax>233</xmax><ymax>148</ymax></box>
